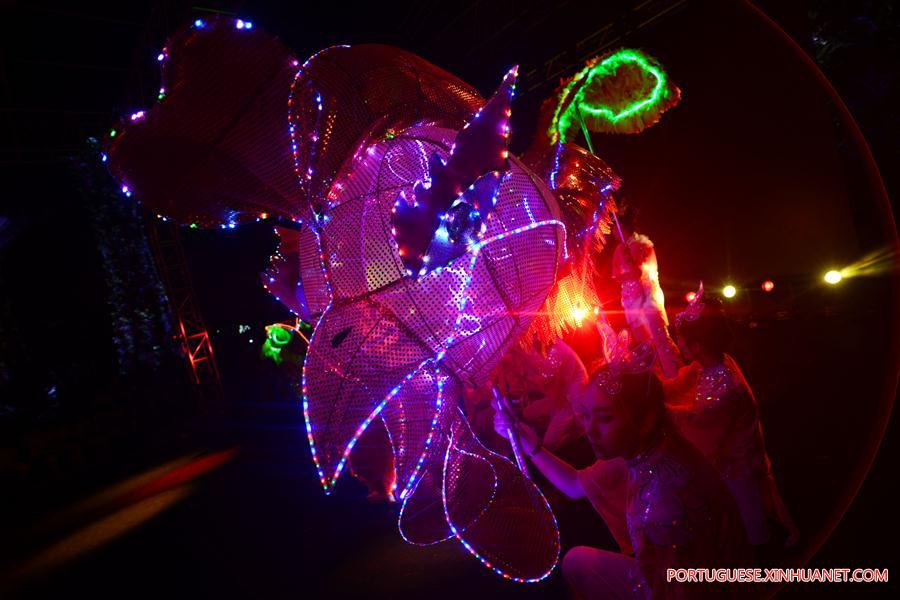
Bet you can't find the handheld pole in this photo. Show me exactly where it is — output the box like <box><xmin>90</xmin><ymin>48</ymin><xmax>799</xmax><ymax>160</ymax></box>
<box><xmin>492</xmin><ymin>387</ymin><xmax>531</xmax><ymax>480</ymax></box>
<box><xmin>576</xmin><ymin>104</ymin><xmax>627</xmax><ymax>245</ymax></box>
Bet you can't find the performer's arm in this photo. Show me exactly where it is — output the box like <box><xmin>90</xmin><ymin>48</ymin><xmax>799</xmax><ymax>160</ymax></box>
<box><xmin>615</xmin><ymin>235</ymin><xmax>683</xmax><ymax>379</ymax></box>
<box><xmin>494</xmin><ymin>408</ymin><xmax>586</xmax><ymax>499</ymax></box>
<box><xmin>644</xmin><ymin>309</ymin><xmax>682</xmax><ymax>379</ymax></box>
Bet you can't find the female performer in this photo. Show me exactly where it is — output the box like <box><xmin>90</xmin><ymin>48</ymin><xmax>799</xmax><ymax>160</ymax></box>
<box><xmin>494</xmin><ymin>358</ymin><xmax>749</xmax><ymax>598</ymax></box>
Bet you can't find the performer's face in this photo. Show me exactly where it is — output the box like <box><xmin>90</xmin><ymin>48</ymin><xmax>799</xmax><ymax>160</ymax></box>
<box><xmin>574</xmin><ymin>387</ymin><xmax>641</xmax><ymax>460</ymax></box>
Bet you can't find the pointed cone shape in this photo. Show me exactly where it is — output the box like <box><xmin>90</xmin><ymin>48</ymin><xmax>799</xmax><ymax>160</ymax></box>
<box><xmin>392</xmin><ymin>67</ymin><xmax>518</xmax><ymax>274</ymax></box>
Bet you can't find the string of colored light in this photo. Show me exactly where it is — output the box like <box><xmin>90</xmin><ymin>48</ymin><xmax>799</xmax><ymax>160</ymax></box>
<box><xmin>300</xmin><ymin>301</ymin><xmax>332</xmax><ymax>490</ymax></box>
<box><xmin>287</xmin><ymin>45</ymin><xmax>351</xmax><ymax>217</ymax></box>
<box><xmin>396</xmin><ymin>66</ymin><xmax>516</xmax><ymax>275</ymax></box>
<box><xmin>441</xmin><ymin>428</ymin><xmax>501</xmax><ymax>530</ymax></box>
<box><xmin>103</xmin><ymin>16</ymin><xmax>284</xmax><ymax>230</ymax></box>
<box><xmin>396</xmin><ymin>407</ymin><xmax>501</xmax><ymax>547</ymax></box>
<box><xmin>397</xmin><ymin>364</ymin><xmax>445</xmax><ymax>501</ymax></box>
<box><xmin>440</xmin><ymin>415</ymin><xmax>560</xmax><ymax>582</ymax></box>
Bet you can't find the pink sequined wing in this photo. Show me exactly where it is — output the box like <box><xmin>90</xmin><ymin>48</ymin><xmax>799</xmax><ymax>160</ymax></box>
<box><xmin>302</xmin><ymin>297</ymin><xmax>430</xmax><ymax>490</ymax></box>
<box><xmin>288</xmin><ymin>45</ymin><xmax>483</xmax><ymax>218</ymax></box>
<box><xmin>105</xmin><ymin>17</ymin><xmax>300</xmax><ymax>228</ymax></box>
<box><xmin>263</xmin><ymin>225</ymin><xmax>330</xmax><ymax>322</ymax></box>
<box><xmin>379</xmin><ymin>360</ymin><xmax>447</xmax><ymax>501</ymax></box>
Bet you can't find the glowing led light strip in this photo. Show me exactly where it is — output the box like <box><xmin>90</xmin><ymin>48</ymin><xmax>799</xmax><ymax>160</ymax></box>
<box><xmin>473</xmin><ymin>219</ymin><xmax>566</xmax><ymax>252</ymax></box>
<box><xmin>326</xmin><ymin>362</ymin><xmax>429</xmax><ymax>487</ymax></box>
<box><xmin>397</xmin><ymin>454</ymin><xmax>455</xmax><ymax>545</ymax></box>
<box><xmin>550</xmin><ymin>49</ymin><xmax>669</xmax><ymax>143</ymax></box>
<box><xmin>397</xmin><ymin>499</ymin><xmax>455</xmax><ymax>545</ymax></box>
<box><xmin>439</xmin><ymin>219</ymin><xmax>567</xmax><ymax>352</ymax></box>
<box><xmin>548</xmin><ymin>143</ymin><xmax>564</xmax><ymax>190</ymax></box>
<box><xmin>303</xmin><ymin>345</ymin><xmax>434</xmax><ymax>493</ymax></box>
<box><xmin>397</xmin><ymin>365</ymin><xmax>445</xmax><ymax>500</ymax></box>
<box><xmin>398</xmin><ymin>408</ymin><xmax>502</xmax><ymax>547</ymax></box>
<box><xmin>442</xmin><ymin>438</ymin><xmax>501</xmax><ymax>534</ymax></box>
<box><xmin>287</xmin><ymin>45</ymin><xmax>351</xmax><ymax>214</ymax></box>
<box><xmin>379</xmin><ymin>411</ymin><xmax>400</xmax><ymax>500</ymax></box>
<box><xmin>440</xmin><ymin>413</ymin><xmax>560</xmax><ymax>583</ymax></box>
<box><xmin>300</xmin><ymin>301</ymin><xmax>332</xmax><ymax>489</ymax></box>
<box><xmin>396</xmin><ymin>366</ymin><xmax>456</xmax><ymax>547</ymax></box>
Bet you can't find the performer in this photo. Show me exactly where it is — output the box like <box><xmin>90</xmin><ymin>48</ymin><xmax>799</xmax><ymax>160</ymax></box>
<box><xmin>492</xmin><ymin>337</ymin><xmax>589</xmax><ymax>452</ymax></box>
<box><xmin>661</xmin><ymin>289</ymin><xmax>800</xmax><ymax>548</ymax></box>
<box><xmin>611</xmin><ymin>209</ymin><xmax>681</xmax><ymax>378</ymax></box>
<box><xmin>494</xmin><ymin>356</ymin><xmax>750</xmax><ymax>599</ymax></box>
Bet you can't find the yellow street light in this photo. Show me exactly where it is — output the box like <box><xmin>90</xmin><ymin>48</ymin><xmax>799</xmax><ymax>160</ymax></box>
<box><xmin>824</xmin><ymin>270</ymin><xmax>843</xmax><ymax>285</ymax></box>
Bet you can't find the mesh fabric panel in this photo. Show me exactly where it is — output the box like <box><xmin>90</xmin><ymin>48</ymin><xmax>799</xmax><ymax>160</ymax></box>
<box><xmin>305</xmin><ymin>124</ymin><xmax>565</xmax><ymax>489</ymax></box>
<box><xmin>380</xmin><ymin>361</ymin><xmax>444</xmax><ymax>499</ymax></box>
<box><xmin>398</xmin><ymin>399</ymin><xmax>560</xmax><ymax>581</ymax></box>
<box><xmin>264</xmin><ymin>224</ymin><xmax>332</xmax><ymax>322</ymax></box>
<box><xmin>288</xmin><ymin>45</ymin><xmax>483</xmax><ymax>216</ymax></box>
<box><xmin>443</xmin><ymin>406</ymin><xmax>560</xmax><ymax>581</ymax></box>
<box><xmin>297</xmin><ymin>225</ymin><xmax>330</xmax><ymax>321</ymax></box>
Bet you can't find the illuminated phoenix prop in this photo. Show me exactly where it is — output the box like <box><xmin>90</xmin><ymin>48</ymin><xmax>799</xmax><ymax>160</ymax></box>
<box><xmin>102</xmin><ymin>17</ymin><xmax>679</xmax><ymax>583</ymax></box>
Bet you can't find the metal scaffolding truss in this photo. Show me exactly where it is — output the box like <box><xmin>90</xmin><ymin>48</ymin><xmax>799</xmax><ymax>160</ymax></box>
<box><xmin>146</xmin><ymin>217</ymin><xmax>223</xmax><ymax>409</ymax></box>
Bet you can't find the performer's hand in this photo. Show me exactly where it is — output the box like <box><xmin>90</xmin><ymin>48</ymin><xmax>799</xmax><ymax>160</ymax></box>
<box><xmin>612</xmin><ymin>241</ymin><xmax>641</xmax><ymax>281</ymax></box>
<box><xmin>493</xmin><ymin>394</ymin><xmax>542</xmax><ymax>455</ymax></box>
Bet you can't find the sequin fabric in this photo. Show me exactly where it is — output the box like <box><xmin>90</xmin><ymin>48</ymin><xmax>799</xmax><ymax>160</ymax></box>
<box><xmin>624</xmin><ymin>429</ymin><xmax>750</xmax><ymax>598</ymax></box>
<box><xmin>673</xmin><ymin>283</ymin><xmax>705</xmax><ymax>329</ymax></box>
<box><xmin>670</xmin><ymin>356</ymin><xmax>771</xmax><ymax>481</ymax></box>
<box><xmin>626</xmin><ymin>436</ymin><xmax>710</xmax><ymax>550</ymax></box>
<box><xmin>694</xmin><ymin>362</ymin><xmax>740</xmax><ymax>410</ymax></box>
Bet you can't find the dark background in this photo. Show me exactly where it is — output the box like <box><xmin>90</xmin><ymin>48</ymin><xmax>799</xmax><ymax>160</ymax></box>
<box><xmin>0</xmin><ymin>0</ymin><xmax>897</xmax><ymax>598</ymax></box>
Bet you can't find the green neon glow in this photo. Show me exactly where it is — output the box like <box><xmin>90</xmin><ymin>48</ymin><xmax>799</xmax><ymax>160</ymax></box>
<box><xmin>261</xmin><ymin>324</ymin><xmax>294</xmax><ymax>365</ymax></box>
<box><xmin>550</xmin><ymin>49</ymin><xmax>670</xmax><ymax>142</ymax></box>
<box><xmin>109</xmin><ymin>129</ymin><xmax>117</xmax><ymax>137</ymax></box>
<box><xmin>268</xmin><ymin>326</ymin><xmax>292</xmax><ymax>346</ymax></box>
<box><xmin>261</xmin><ymin>340</ymin><xmax>282</xmax><ymax>364</ymax></box>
